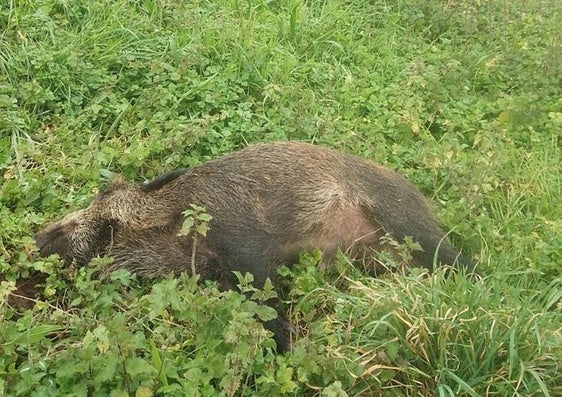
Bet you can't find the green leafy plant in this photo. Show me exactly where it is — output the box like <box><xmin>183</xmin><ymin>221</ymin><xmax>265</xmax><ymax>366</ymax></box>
<box><xmin>178</xmin><ymin>204</ymin><xmax>212</xmax><ymax>275</ymax></box>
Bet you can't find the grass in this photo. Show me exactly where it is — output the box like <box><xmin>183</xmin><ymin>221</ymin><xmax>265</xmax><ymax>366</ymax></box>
<box><xmin>1</xmin><ymin>0</ymin><xmax>561</xmax><ymax>395</ymax></box>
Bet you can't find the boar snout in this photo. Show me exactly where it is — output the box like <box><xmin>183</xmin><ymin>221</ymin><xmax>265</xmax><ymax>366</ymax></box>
<box><xmin>35</xmin><ymin>210</ymin><xmax>116</xmax><ymax>265</ymax></box>
<box><xmin>35</xmin><ymin>212</ymin><xmax>81</xmax><ymax>263</ymax></box>
<box><xmin>35</xmin><ymin>222</ymin><xmax>71</xmax><ymax>261</ymax></box>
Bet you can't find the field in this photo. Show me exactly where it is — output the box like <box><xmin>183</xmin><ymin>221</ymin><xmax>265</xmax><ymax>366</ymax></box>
<box><xmin>1</xmin><ymin>0</ymin><xmax>561</xmax><ymax>395</ymax></box>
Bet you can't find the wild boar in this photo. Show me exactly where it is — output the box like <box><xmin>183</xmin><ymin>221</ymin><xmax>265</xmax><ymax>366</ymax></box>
<box><xmin>35</xmin><ymin>141</ymin><xmax>474</xmax><ymax>350</ymax></box>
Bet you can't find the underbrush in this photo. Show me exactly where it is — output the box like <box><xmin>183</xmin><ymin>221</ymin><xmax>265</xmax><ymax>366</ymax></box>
<box><xmin>2</xmin><ymin>258</ymin><xmax>560</xmax><ymax>396</ymax></box>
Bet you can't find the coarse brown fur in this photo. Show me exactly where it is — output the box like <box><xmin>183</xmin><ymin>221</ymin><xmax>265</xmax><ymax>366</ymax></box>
<box><xmin>35</xmin><ymin>141</ymin><xmax>474</xmax><ymax>350</ymax></box>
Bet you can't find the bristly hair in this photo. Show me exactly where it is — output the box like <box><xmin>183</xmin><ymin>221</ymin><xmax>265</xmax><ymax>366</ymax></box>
<box><xmin>141</xmin><ymin>169</ymin><xmax>188</xmax><ymax>192</ymax></box>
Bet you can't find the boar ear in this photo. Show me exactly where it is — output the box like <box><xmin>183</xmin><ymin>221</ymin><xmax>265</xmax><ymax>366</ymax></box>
<box><xmin>109</xmin><ymin>174</ymin><xmax>128</xmax><ymax>186</ymax></box>
<box><xmin>100</xmin><ymin>175</ymin><xmax>130</xmax><ymax>194</ymax></box>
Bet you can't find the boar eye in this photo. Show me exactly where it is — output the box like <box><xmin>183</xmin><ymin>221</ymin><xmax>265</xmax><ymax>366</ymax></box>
<box><xmin>92</xmin><ymin>218</ymin><xmax>121</xmax><ymax>250</ymax></box>
<box><xmin>101</xmin><ymin>218</ymin><xmax>119</xmax><ymax>234</ymax></box>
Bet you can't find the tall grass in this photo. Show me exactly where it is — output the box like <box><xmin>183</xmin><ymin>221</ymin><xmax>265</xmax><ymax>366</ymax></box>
<box><xmin>297</xmin><ymin>268</ymin><xmax>562</xmax><ymax>395</ymax></box>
